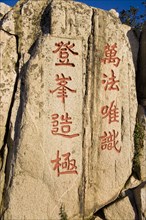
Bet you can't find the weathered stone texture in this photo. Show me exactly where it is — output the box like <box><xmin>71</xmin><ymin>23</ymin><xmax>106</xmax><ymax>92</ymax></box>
<box><xmin>0</xmin><ymin>0</ymin><xmax>141</xmax><ymax>219</ymax></box>
<box><xmin>0</xmin><ymin>3</ymin><xmax>11</xmax><ymax>19</ymax></box>
<box><xmin>104</xmin><ymin>196</ymin><xmax>137</xmax><ymax>220</ymax></box>
<box><xmin>0</xmin><ymin>30</ymin><xmax>17</xmax><ymax>147</ymax></box>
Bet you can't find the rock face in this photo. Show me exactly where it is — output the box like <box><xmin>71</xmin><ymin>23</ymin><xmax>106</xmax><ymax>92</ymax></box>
<box><xmin>0</xmin><ymin>3</ymin><xmax>11</xmax><ymax>19</ymax></box>
<box><xmin>0</xmin><ymin>0</ymin><xmax>145</xmax><ymax>219</ymax></box>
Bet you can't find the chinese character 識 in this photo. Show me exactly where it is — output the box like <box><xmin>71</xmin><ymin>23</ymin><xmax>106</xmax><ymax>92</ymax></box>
<box><xmin>101</xmin><ymin>100</ymin><xmax>119</xmax><ymax>124</ymax></box>
<box><xmin>53</xmin><ymin>41</ymin><xmax>78</xmax><ymax>67</ymax></box>
<box><xmin>51</xmin><ymin>113</ymin><xmax>79</xmax><ymax>138</ymax></box>
<box><xmin>49</xmin><ymin>74</ymin><xmax>76</xmax><ymax>104</ymax></box>
<box><xmin>102</xmin><ymin>69</ymin><xmax>120</xmax><ymax>91</ymax></box>
<box><xmin>51</xmin><ymin>150</ymin><xmax>78</xmax><ymax>176</ymax></box>
<box><xmin>100</xmin><ymin>130</ymin><xmax>121</xmax><ymax>153</ymax></box>
<box><xmin>101</xmin><ymin>43</ymin><xmax>121</xmax><ymax>67</ymax></box>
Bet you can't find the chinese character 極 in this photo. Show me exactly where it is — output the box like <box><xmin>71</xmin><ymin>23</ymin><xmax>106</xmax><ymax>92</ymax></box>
<box><xmin>49</xmin><ymin>74</ymin><xmax>76</xmax><ymax>104</ymax></box>
<box><xmin>51</xmin><ymin>150</ymin><xmax>78</xmax><ymax>176</ymax></box>
<box><xmin>53</xmin><ymin>41</ymin><xmax>78</xmax><ymax>67</ymax></box>
<box><xmin>51</xmin><ymin>113</ymin><xmax>79</xmax><ymax>138</ymax></box>
<box><xmin>101</xmin><ymin>100</ymin><xmax>119</xmax><ymax>124</ymax></box>
<box><xmin>102</xmin><ymin>69</ymin><xmax>119</xmax><ymax>91</ymax></box>
<box><xmin>101</xmin><ymin>43</ymin><xmax>121</xmax><ymax>67</ymax></box>
<box><xmin>100</xmin><ymin>130</ymin><xmax>121</xmax><ymax>153</ymax></box>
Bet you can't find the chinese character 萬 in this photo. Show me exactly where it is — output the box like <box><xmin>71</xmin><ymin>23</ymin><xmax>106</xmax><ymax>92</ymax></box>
<box><xmin>101</xmin><ymin>43</ymin><xmax>121</xmax><ymax>67</ymax></box>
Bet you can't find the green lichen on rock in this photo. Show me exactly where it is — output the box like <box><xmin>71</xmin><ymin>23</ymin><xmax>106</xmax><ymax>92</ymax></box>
<box><xmin>133</xmin><ymin>120</ymin><xmax>144</xmax><ymax>178</ymax></box>
<box><xmin>59</xmin><ymin>204</ymin><xmax>68</xmax><ymax>220</ymax></box>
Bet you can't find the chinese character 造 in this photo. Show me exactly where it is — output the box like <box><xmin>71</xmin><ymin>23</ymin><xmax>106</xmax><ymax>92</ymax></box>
<box><xmin>51</xmin><ymin>113</ymin><xmax>79</xmax><ymax>138</ymax></box>
<box><xmin>101</xmin><ymin>100</ymin><xmax>119</xmax><ymax>124</ymax></box>
<box><xmin>49</xmin><ymin>74</ymin><xmax>76</xmax><ymax>104</ymax></box>
<box><xmin>100</xmin><ymin>130</ymin><xmax>121</xmax><ymax>153</ymax></box>
<box><xmin>101</xmin><ymin>43</ymin><xmax>121</xmax><ymax>67</ymax></box>
<box><xmin>51</xmin><ymin>150</ymin><xmax>78</xmax><ymax>176</ymax></box>
<box><xmin>102</xmin><ymin>69</ymin><xmax>119</xmax><ymax>91</ymax></box>
<box><xmin>53</xmin><ymin>41</ymin><xmax>78</xmax><ymax>67</ymax></box>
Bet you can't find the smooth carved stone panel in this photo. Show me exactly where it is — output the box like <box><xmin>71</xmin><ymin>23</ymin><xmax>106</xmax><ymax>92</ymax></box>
<box><xmin>43</xmin><ymin>36</ymin><xmax>83</xmax><ymax>218</ymax></box>
<box><xmin>3</xmin><ymin>36</ymin><xmax>83</xmax><ymax>220</ymax></box>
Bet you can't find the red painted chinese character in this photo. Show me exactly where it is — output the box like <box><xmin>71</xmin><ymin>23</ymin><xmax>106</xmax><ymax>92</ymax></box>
<box><xmin>49</xmin><ymin>74</ymin><xmax>76</xmax><ymax>103</ymax></box>
<box><xmin>100</xmin><ymin>130</ymin><xmax>121</xmax><ymax>153</ymax></box>
<box><xmin>53</xmin><ymin>41</ymin><xmax>78</xmax><ymax>67</ymax></box>
<box><xmin>101</xmin><ymin>43</ymin><xmax>120</xmax><ymax>67</ymax></box>
<box><xmin>101</xmin><ymin>100</ymin><xmax>119</xmax><ymax>124</ymax></box>
<box><xmin>51</xmin><ymin>113</ymin><xmax>79</xmax><ymax>138</ymax></box>
<box><xmin>51</xmin><ymin>150</ymin><xmax>78</xmax><ymax>176</ymax></box>
<box><xmin>102</xmin><ymin>70</ymin><xmax>119</xmax><ymax>91</ymax></box>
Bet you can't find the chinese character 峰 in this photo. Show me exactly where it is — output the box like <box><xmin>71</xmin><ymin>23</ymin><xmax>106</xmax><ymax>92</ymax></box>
<box><xmin>49</xmin><ymin>74</ymin><xmax>76</xmax><ymax>104</ymax></box>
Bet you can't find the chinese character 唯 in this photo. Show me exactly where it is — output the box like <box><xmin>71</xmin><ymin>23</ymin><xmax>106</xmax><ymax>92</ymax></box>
<box><xmin>101</xmin><ymin>100</ymin><xmax>119</xmax><ymax>124</ymax></box>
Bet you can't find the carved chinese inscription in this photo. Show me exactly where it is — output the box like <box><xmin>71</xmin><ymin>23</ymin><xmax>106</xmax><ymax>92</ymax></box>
<box><xmin>51</xmin><ymin>113</ymin><xmax>79</xmax><ymax>138</ymax></box>
<box><xmin>53</xmin><ymin>41</ymin><xmax>79</xmax><ymax>67</ymax></box>
<box><xmin>50</xmin><ymin>74</ymin><xmax>76</xmax><ymax>104</ymax></box>
<box><xmin>100</xmin><ymin>43</ymin><xmax>121</xmax><ymax>153</ymax></box>
<box><xmin>101</xmin><ymin>43</ymin><xmax>121</xmax><ymax>67</ymax></box>
<box><xmin>100</xmin><ymin>130</ymin><xmax>121</xmax><ymax>153</ymax></box>
<box><xmin>51</xmin><ymin>150</ymin><xmax>78</xmax><ymax>177</ymax></box>
<box><xmin>101</xmin><ymin>100</ymin><xmax>119</xmax><ymax>124</ymax></box>
<box><xmin>102</xmin><ymin>70</ymin><xmax>119</xmax><ymax>91</ymax></box>
<box><xmin>47</xmin><ymin>37</ymin><xmax>82</xmax><ymax>179</ymax></box>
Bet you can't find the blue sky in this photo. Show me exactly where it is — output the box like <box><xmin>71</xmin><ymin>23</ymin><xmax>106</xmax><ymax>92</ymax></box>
<box><xmin>0</xmin><ymin>0</ymin><xmax>145</xmax><ymax>13</ymax></box>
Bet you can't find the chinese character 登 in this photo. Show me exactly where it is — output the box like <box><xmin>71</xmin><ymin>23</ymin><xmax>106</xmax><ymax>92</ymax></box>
<box><xmin>101</xmin><ymin>43</ymin><xmax>121</xmax><ymax>67</ymax></box>
<box><xmin>102</xmin><ymin>69</ymin><xmax>120</xmax><ymax>91</ymax></box>
<box><xmin>101</xmin><ymin>100</ymin><xmax>119</xmax><ymax>124</ymax></box>
<box><xmin>51</xmin><ymin>113</ymin><xmax>79</xmax><ymax>138</ymax></box>
<box><xmin>53</xmin><ymin>41</ymin><xmax>78</xmax><ymax>67</ymax></box>
<box><xmin>49</xmin><ymin>74</ymin><xmax>76</xmax><ymax>104</ymax></box>
<box><xmin>100</xmin><ymin>130</ymin><xmax>121</xmax><ymax>153</ymax></box>
<box><xmin>51</xmin><ymin>150</ymin><xmax>78</xmax><ymax>176</ymax></box>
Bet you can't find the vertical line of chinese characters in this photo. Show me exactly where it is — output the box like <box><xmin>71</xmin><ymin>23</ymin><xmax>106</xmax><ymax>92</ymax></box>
<box><xmin>99</xmin><ymin>43</ymin><xmax>121</xmax><ymax>153</ymax></box>
<box><xmin>49</xmin><ymin>40</ymin><xmax>81</xmax><ymax>177</ymax></box>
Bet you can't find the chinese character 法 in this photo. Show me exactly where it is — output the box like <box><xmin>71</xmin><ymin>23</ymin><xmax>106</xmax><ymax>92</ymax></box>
<box><xmin>102</xmin><ymin>69</ymin><xmax>119</xmax><ymax>91</ymax></box>
<box><xmin>101</xmin><ymin>43</ymin><xmax>121</xmax><ymax>67</ymax></box>
<box><xmin>53</xmin><ymin>41</ymin><xmax>78</xmax><ymax>67</ymax></box>
<box><xmin>100</xmin><ymin>130</ymin><xmax>121</xmax><ymax>153</ymax></box>
<box><xmin>101</xmin><ymin>100</ymin><xmax>119</xmax><ymax>124</ymax></box>
<box><xmin>51</xmin><ymin>150</ymin><xmax>78</xmax><ymax>176</ymax></box>
<box><xmin>49</xmin><ymin>74</ymin><xmax>76</xmax><ymax>104</ymax></box>
<box><xmin>51</xmin><ymin>113</ymin><xmax>79</xmax><ymax>138</ymax></box>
